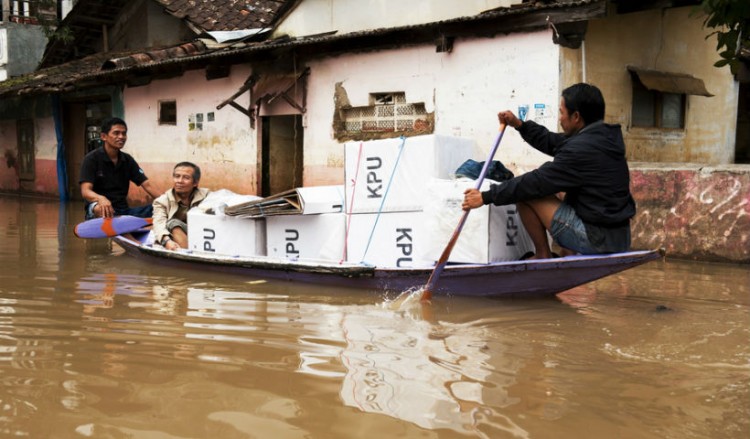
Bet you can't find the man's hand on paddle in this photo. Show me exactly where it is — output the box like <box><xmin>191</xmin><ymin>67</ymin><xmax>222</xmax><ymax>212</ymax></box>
<box><xmin>498</xmin><ymin>111</ymin><xmax>522</xmax><ymax>129</ymax></box>
<box><xmin>462</xmin><ymin>189</ymin><xmax>484</xmax><ymax>211</ymax></box>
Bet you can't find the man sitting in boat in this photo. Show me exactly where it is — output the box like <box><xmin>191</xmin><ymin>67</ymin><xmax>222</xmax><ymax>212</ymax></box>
<box><xmin>79</xmin><ymin>117</ymin><xmax>161</xmax><ymax>219</ymax></box>
<box><xmin>153</xmin><ymin>162</ymin><xmax>210</xmax><ymax>251</ymax></box>
<box><xmin>462</xmin><ymin>83</ymin><xmax>636</xmax><ymax>260</ymax></box>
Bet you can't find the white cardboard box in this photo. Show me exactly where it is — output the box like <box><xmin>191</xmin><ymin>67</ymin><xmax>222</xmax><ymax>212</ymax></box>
<box><xmin>293</xmin><ymin>185</ymin><xmax>345</xmax><ymax>214</ymax></box>
<box><xmin>344</xmin><ymin>134</ymin><xmax>475</xmax><ymax>214</ymax></box>
<box><xmin>187</xmin><ymin>210</ymin><xmax>266</xmax><ymax>257</ymax></box>
<box><xmin>345</xmin><ymin>211</ymin><xmax>433</xmax><ymax>268</ymax></box>
<box><xmin>422</xmin><ymin>178</ymin><xmax>534</xmax><ymax>263</ymax></box>
<box><xmin>266</xmin><ymin>213</ymin><xmax>346</xmax><ymax>260</ymax></box>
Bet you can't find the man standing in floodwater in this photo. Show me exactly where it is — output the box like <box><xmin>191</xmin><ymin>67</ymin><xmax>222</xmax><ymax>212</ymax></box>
<box><xmin>462</xmin><ymin>83</ymin><xmax>636</xmax><ymax>259</ymax></box>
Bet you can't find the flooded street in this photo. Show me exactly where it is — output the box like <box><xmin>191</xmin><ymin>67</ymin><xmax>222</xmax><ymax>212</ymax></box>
<box><xmin>0</xmin><ymin>195</ymin><xmax>748</xmax><ymax>438</ymax></box>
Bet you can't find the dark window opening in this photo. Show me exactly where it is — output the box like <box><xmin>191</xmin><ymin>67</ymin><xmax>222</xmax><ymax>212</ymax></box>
<box><xmin>159</xmin><ymin>100</ymin><xmax>177</xmax><ymax>125</ymax></box>
<box><xmin>631</xmin><ymin>74</ymin><xmax>686</xmax><ymax>129</ymax></box>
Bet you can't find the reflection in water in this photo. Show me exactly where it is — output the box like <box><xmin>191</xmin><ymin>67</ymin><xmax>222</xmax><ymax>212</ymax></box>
<box><xmin>337</xmin><ymin>310</ymin><xmax>500</xmax><ymax>435</ymax></box>
<box><xmin>0</xmin><ymin>196</ymin><xmax>747</xmax><ymax>438</ymax></box>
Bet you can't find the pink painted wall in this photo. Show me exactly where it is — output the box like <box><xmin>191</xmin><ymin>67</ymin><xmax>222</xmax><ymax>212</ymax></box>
<box><xmin>32</xmin><ymin>159</ymin><xmax>58</xmax><ymax>193</ymax></box>
<box><xmin>122</xmin><ymin>66</ymin><xmax>257</xmax><ymax>196</ymax></box>
<box><xmin>631</xmin><ymin>165</ymin><xmax>750</xmax><ymax>263</ymax></box>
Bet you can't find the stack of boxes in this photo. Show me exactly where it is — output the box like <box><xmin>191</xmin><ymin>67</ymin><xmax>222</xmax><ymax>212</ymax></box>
<box><xmin>421</xmin><ymin>178</ymin><xmax>534</xmax><ymax>263</ymax></box>
<box><xmin>264</xmin><ymin>186</ymin><xmax>347</xmax><ymax>260</ymax></box>
<box><xmin>187</xmin><ymin>186</ymin><xmax>346</xmax><ymax>260</ymax></box>
<box><xmin>187</xmin><ymin>134</ymin><xmax>533</xmax><ymax>266</ymax></box>
<box><xmin>343</xmin><ymin>135</ymin><xmax>474</xmax><ymax>267</ymax></box>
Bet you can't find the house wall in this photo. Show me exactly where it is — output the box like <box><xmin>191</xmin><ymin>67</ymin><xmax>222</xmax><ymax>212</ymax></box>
<box><xmin>562</xmin><ymin>6</ymin><xmax>738</xmax><ymax>165</ymax></box>
<box><xmin>0</xmin><ymin>119</ymin><xmax>19</xmax><ymax>190</ymax></box>
<box><xmin>301</xmin><ymin>30</ymin><xmax>562</xmax><ymax>186</ymax></box>
<box><xmin>30</xmin><ymin>116</ymin><xmax>58</xmax><ymax>194</ymax></box>
<box><xmin>109</xmin><ymin>0</ymin><xmax>194</xmax><ymax>51</ymax></box>
<box><xmin>0</xmin><ymin>22</ymin><xmax>47</xmax><ymax>79</ymax></box>
<box><xmin>630</xmin><ymin>165</ymin><xmax>750</xmax><ymax>263</ymax></box>
<box><xmin>121</xmin><ymin>66</ymin><xmax>257</xmax><ymax>200</ymax></box>
<box><xmin>275</xmin><ymin>0</ymin><xmax>516</xmax><ymax>38</ymax></box>
<box><xmin>0</xmin><ymin>28</ymin><xmax>5</xmax><ymax>82</ymax></box>
<box><xmin>0</xmin><ymin>95</ymin><xmax>58</xmax><ymax>195</ymax></box>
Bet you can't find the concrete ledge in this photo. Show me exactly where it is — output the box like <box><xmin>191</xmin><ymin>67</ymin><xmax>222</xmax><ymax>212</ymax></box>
<box><xmin>630</xmin><ymin>163</ymin><xmax>750</xmax><ymax>264</ymax></box>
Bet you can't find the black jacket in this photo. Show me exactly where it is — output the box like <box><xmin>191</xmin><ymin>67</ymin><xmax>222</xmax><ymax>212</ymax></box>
<box><xmin>482</xmin><ymin>120</ymin><xmax>636</xmax><ymax>227</ymax></box>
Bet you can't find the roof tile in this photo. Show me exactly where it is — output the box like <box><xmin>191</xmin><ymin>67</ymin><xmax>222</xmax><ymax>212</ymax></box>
<box><xmin>154</xmin><ymin>0</ymin><xmax>289</xmax><ymax>31</ymax></box>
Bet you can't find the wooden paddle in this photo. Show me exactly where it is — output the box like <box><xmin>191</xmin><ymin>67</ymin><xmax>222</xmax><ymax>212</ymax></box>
<box><xmin>74</xmin><ymin>215</ymin><xmax>153</xmax><ymax>239</ymax></box>
<box><xmin>420</xmin><ymin>124</ymin><xmax>507</xmax><ymax>301</ymax></box>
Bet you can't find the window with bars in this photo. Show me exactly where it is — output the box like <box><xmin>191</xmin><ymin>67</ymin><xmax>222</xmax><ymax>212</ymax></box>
<box><xmin>9</xmin><ymin>1</ymin><xmax>39</xmax><ymax>24</ymax></box>
<box><xmin>343</xmin><ymin>92</ymin><xmax>428</xmax><ymax>133</ymax></box>
<box><xmin>7</xmin><ymin>1</ymin><xmax>59</xmax><ymax>24</ymax></box>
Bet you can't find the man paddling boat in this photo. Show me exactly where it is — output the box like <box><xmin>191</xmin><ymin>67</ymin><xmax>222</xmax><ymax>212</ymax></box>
<box><xmin>462</xmin><ymin>83</ymin><xmax>636</xmax><ymax>259</ymax></box>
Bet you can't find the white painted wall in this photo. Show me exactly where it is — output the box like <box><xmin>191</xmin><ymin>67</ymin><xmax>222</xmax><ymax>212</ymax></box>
<box><xmin>122</xmin><ymin>67</ymin><xmax>255</xmax><ymax>167</ymax></box>
<box><xmin>35</xmin><ymin>116</ymin><xmax>57</xmax><ymax>160</ymax></box>
<box><xmin>0</xmin><ymin>27</ymin><xmax>6</xmax><ymax>81</ymax></box>
<box><xmin>303</xmin><ymin>30</ymin><xmax>561</xmax><ymax>176</ymax></box>
<box><xmin>275</xmin><ymin>0</ymin><xmax>517</xmax><ymax>38</ymax></box>
<box><xmin>60</xmin><ymin>0</ymin><xmax>74</xmax><ymax>19</ymax></box>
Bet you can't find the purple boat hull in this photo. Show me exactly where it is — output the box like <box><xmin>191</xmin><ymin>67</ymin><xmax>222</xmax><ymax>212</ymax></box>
<box><xmin>113</xmin><ymin>236</ymin><xmax>663</xmax><ymax>298</ymax></box>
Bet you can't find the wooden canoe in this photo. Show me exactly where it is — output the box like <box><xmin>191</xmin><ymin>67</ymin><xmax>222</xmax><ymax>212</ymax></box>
<box><xmin>113</xmin><ymin>233</ymin><xmax>663</xmax><ymax>298</ymax></box>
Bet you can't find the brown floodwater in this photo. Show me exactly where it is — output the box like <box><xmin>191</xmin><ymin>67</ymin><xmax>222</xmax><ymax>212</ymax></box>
<box><xmin>0</xmin><ymin>195</ymin><xmax>748</xmax><ymax>438</ymax></box>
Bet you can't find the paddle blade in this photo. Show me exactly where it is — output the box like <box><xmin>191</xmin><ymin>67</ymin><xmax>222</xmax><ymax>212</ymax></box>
<box><xmin>74</xmin><ymin>216</ymin><xmax>152</xmax><ymax>239</ymax></box>
<box><xmin>420</xmin><ymin>287</ymin><xmax>433</xmax><ymax>302</ymax></box>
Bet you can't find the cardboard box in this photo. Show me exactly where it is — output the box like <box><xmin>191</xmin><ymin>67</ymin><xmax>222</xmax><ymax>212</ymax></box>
<box><xmin>345</xmin><ymin>211</ymin><xmax>433</xmax><ymax>268</ymax></box>
<box><xmin>266</xmin><ymin>213</ymin><xmax>346</xmax><ymax>260</ymax></box>
<box><xmin>224</xmin><ymin>185</ymin><xmax>345</xmax><ymax>217</ymax></box>
<box><xmin>344</xmin><ymin>134</ymin><xmax>475</xmax><ymax>214</ymax></box>
<box><xmin>187</xmin><ymin>210</ymin><xmax>266</xmax><ymax>257</ymax></box>
<box><xmin>422</xmin><ymin>178</ymin><xmax>534</xmax><ymax>263</ymax></box>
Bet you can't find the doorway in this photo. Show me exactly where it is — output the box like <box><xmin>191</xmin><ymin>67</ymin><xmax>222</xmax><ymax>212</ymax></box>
<box><xmin>15</xmin><ymin>119</ymin><xmax>35</xmax><ymax>192</ymax></box>
<box><xmin>260</xmin><ymin>115</ymin><xmax>303</xmax><ymax>197</ymax></box>
<box><xmin>735</xmin><ymin>81</ymin><xmax>749</xmax><ymax>164</ymax></box>
<box><xmin>63</xmin><ymin>99</ymin><xmax>111</xmax><ymax>200</ymax></box>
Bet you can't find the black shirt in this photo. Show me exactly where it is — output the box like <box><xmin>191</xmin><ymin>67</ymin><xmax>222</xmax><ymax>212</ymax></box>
<box><xmin>79</xmin><ymin>147</ymin><xmax>148</xmax><ymax>210</ymax></box>
<box><xmin>482</xmin><ymin>120</ymin><xmax>636</xmax><ymax>226</ymax></box>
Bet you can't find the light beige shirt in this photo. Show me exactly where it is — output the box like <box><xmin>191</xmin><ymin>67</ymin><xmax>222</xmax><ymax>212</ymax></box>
<box><xmin>152</xmin><ymin>187</ymin><xmax>210</xmax><ymax>245</ymax></box>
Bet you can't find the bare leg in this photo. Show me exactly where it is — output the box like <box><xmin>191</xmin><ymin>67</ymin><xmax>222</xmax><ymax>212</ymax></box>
<box><xmin>92</xmin><ymin>204</ymin><xmax>104</xmax><ymax>218</ymax></box>
<box><xmin>517</xmin><ymin>196</ymin><xmax>561</xmax><ymax>259</ymax></box>
<box><xmin>172</xmin><ymin>227</ymin><xmax>188</xmax><ymax>248</ymax></box>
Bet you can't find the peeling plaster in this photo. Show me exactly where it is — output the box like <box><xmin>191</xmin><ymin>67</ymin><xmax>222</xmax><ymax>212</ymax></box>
<box><xmin>331</xmin><ymin>82</ymin><xmax>434</xmax><ymax>142</ymax></box>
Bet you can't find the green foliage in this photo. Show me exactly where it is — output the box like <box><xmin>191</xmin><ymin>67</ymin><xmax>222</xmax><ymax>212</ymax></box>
<box><xmin>27</xmin><ymin>0</ymin><xmax>74</xmax><ymax>44</ymax></box>
<box><xmin>696</xmin><ymin>0</ymin><xmax>750</xmax><ymax>74</ymax></box>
